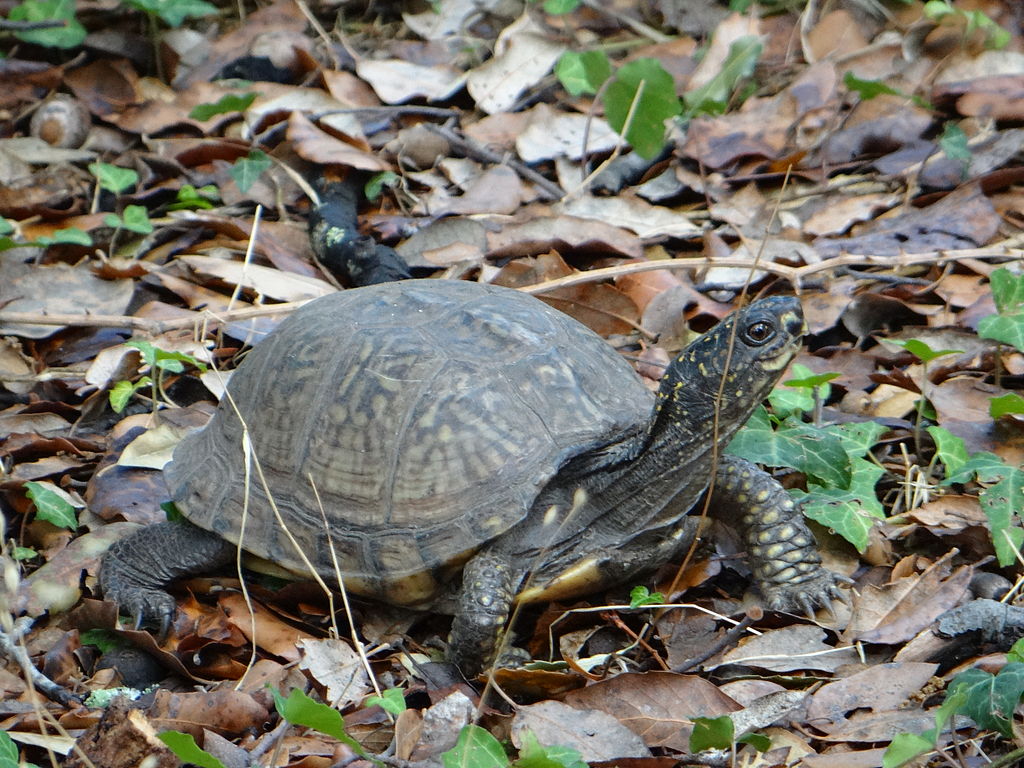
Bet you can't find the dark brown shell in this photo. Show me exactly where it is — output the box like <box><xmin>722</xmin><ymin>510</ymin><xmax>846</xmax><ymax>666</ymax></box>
<box><xmin>166</xmin><ymin>280</ymin><xmax>652</xmax><ymax>605</ymax></box>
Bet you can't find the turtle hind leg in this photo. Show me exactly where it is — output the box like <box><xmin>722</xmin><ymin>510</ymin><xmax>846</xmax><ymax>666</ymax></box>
<box><xmin>100</xmin><ymin>520</ymin><xmax>235</xmax><ymax>635</ymax></box>
<box><xmin>448</xmin><ymin>550</ymin><xmax>518</xmax><ymax>677</ymax></box>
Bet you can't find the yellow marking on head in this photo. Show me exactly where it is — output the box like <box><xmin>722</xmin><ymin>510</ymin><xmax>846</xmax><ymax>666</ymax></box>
<box><xmin>543</xmin><ymin>505</ymin><xmax>559</xmax><ymax>527</ymax></box>
<box><xmin>734</xmin><ymin>389</ymin><xmax>743</xmax><ymax>398</ymax></box>
<box><xmin>698</xmin><ymin>362</ymin><xmax>708</xmax><ymax>376</ymax></box>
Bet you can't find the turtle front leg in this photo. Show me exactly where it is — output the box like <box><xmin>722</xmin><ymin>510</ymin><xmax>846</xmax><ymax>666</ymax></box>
<box><xmin>448</xmin><ymin>550</ymin><xmax>517</xmax><ymax>677</ymax></box>
<box><xmin>100</xmin><ymin>521</ymin><xmax>235</xmax><ymax>634</ymax></box>
<box><xmin>713</xmin><ymin>455</ymin><xmax>844</xmax><ymax>614</ymax></box>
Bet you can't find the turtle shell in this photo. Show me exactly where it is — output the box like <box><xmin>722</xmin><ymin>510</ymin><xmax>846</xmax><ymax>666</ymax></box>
<box><xmin>166</xmin><ymin>280</ymin><xmax>653</xmax><ymax>606</ymax></box>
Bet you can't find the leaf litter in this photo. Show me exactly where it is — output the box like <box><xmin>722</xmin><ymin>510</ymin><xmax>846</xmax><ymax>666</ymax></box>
<box><xmin>1</xmin><ymin>1</ymin><xmax>1024</xmax><ymax>767</ymax></box>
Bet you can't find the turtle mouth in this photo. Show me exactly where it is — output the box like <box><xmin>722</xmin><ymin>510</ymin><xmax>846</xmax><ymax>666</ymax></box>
<box><xmin>758</xmin><ymin>336</ymin><xmax>802</xmax><ymax>371</ymax></box>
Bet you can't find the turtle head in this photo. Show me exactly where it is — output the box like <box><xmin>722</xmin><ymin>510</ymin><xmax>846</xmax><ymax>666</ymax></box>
<box><xmin>654</xmin><ymin>296</ymin><xmax>805</xmax><ymax>433</ymax></box>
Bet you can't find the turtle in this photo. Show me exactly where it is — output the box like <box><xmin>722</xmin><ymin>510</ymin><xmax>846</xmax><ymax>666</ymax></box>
<box><xmin>100</xmin><ymin>279</ymin><xmax>843</xmax><ymax>676</ymax></box>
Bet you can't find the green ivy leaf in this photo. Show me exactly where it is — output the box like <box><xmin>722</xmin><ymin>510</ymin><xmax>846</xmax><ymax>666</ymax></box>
<box><xmin>737</xmin><ymin>731</ymin><xmax>771</xmax><ymax>751</ymax></box>
<box><xmin>189</xmin><ymin>92</ymin><xmax>258</xmax><ymax>121</ymax></box>
<box><xmin>1009</xmin><ymin>637</ymin><xmax>1024</xmax><ymax>663</ymax></box>
<box><xmin>543</xmin><ymin>0</ymin><xmax>580</xmax><ymax>14</ymax></box>
<box><xmin>604</xmin><ymin>58</ymin><xmax>682</xmax><ymax>160</ymax></box>
<box><xmin>0</xmin><ymin>730</ymin><xmax>21</xmax><ymax>768</ymax></box>
<box><xmin>37</xmin><ymin>227</ymin><xmax>93</xmax><ymax>246</ymax></box>
<box><xmin>124</xmin><ymin>0</ymin><xmax>218</xmax><ymax>27</ymax></box>
<box><xmin>728</xmin><ymin>412</ymin><xmax>851</xmax><ymax>489</ymax></box>
<box><xmin>515</xmin><ymin>731</ymin><xmax>586</xmax><ymax>768</ymax></box>
<box><xmin>365</xmin><ymin>171</ymin><xmax>400</xmax><ymax>201</ymax></box>
<box><xmin>882</xmin><ymin>731</ymin><xmax>934</xmax><ymax>768</ymax></box>
<box><xmin>121</xmin><ymin>205</ymin><xmax>154</xmax><ymax>234</ymax></box>
<box><xmin>170</xmin><ymin>184</ymin><xmax>220</xmax><ymax>211</ymax></box>
<box><xmin>887</xmin><ymin>338</ymin><xmax>962</xmax><ymax>363</ymax></box>
<box><xmin>629</xmin><ymin>585</ymin><xmax>664</xmax><ymax>608</ymax></box>
<box><xmin>25</xmin><ymin>480</ymin><xmax>78</xmax><ymax>530</ymax></box>
<box><xmin>927</xmin><ymin>425</ymin><xmax>968</xmax><ymax>476</ymax></box>
<box><xmin>938</xmin><ymin>122</ymin><xmax>970</xmax><ymax>177</ymax></box>
<box><xmin>947</xmin><ymin>452</ymin><xmax>1024</xmax><ymax>566</ymax></box>
<box><xmin>442</xmin><ymin>724</ymin><xmax>509</xmax><ymax>768</ymax></box>
<box><xmin>690</xmin><ymin>715</ymin><xmax>733</xmax><ymax>752</ymax></box>
<box><xmin>12</xmin><ymin>546</ymin><xmax>37</xmax><ymax>561</ymax></box>
<box><xmin>272</xmin><ymin>688</ymin><xmax>365</xmax><ymax>755</ymax></box>
<box><xmin>949</xmin><ymin>664</ymin><xmax>1024</xmax><ymax>738</ymax></box>
<box><xmin>89</xmin><ymin>163</ymin><xmax>139</xmax><ymax>194</ymax></box>
<box><xmin>157</xmin><ymin>732</ymin><xmax>226</xmax><ymax>768</ymax></box>
<box><xmin>364</xmin><ymin>688</ymin><xmax>406</xmax><ymax>715</ymax></box>
<box><xmin>990</xmin><ymin>392</ymin><xmax>1024</xmax><ymax>418</ymax></box>
<box><xmin>978</xmin><ymin>268</ymin><xmax>1024</xmax><ymax>352</ymax></box>
<box><xmin>230</xmin><ymin>150</ymin><xmax>272</xmax><ymax>193</ymax></box>
<box><xmin>555</xmin><ymin>50</ymin><xmax>612</xmax><ymax>97</ymax></box>
<box><xmin>10</xmin><ymin>0</ymin><xmax>86</xmax><ymax>48</ymax></box>
<box><xmin>109</xmin><ymin>379</ymin><xmax>141</xmax><ymax>413</ymax></box>
<box><xmin>683</xmin><ymin>36</ymin><xmax>762</xmax><ymax>117</ymax></box>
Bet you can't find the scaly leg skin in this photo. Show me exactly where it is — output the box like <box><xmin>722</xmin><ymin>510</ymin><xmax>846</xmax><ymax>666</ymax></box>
<box><xmin>448</xmin><ymin>550</ymin><xmax>518</xmax><ymax>678</ymax></box>
<box><xmin>714</xmin><ymin>455</ymin><xmax>844</xmax><ymax>615</ymax></box>
<box><xmin>100</xmin><ymin>521</ymin><xmax>235</xmax><ymax>635</ymax></box>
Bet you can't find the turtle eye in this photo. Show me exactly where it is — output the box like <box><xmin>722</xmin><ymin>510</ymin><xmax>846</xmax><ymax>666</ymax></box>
<box><xmin>744</xmin><ymin>320</ymin><xmax>775</xmax><ymax>345</ymax></box>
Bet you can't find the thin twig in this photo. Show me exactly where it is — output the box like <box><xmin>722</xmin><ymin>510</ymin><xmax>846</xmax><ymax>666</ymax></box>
<box><xmin>423</xmin><ymin>123</ymin><xmax>566</xmax><ymax>200</ymax></box>
<box><xmin>0</xmin><ymin>618</ymin><xmax>81</xmax><ymax>707</ymax></box>
<box><xmin>672</xmin><ymin>612</ymin><xmax>757</xmax><ymax>673</ymax></box>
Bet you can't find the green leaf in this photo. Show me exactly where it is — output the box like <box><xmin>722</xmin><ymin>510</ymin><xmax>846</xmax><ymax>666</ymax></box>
<box><xmin>978</xmin><ymin>268</ymin><xmax>1024</xmax><ymax>352</ymax></box>
<box><xmin>843</xmin><ymin>72</ymin><xmax>903</xmax><ymax>101</ymax></box>
<box><xmin>737</xmin><ymin>731</ymin><xmax>771</xmax><ymax>751</ymax></box>
<box><xmin>0</xmin><ymin>219</ymin><xmax>13</xmax><ymax>236</ymax></box>
<box><xmin>949</xmin><ymin>663</ymin><xmax>1024</xmax><ymax>738</ymax></box>
<box><xmin>121</xmin><ymin>205</ymin><xmax>154</xmax><ymax>234</ymax></box>
<box><xmin>189</xmin><ymin>92</ymin><xmax>258</xmax><ymax>121</ymax></box>
<box><xmin>104</xmin><ymin>214</ymin><xmax>123</xmax><ymax>229</ymax></box>
<box><xmin>938</xmin><ymin>122</ymin><xmax>970</xmax><ymax>177</ymax></box>
<box><xmin>555</xmin><ymin>50</ymin><xmax>612</xmax><ymax>97</ymax></box>
<box><xmin>272</xmin><ymin>688</ymin><xmax>364</xmax><ymax>754</ymax></box>
<box><xmin>230</xmin><ymin>150</ymin><xmax>272</xmax><ymax>193</ymax></box>
<box><xmin>990</xmin><ymin>392</ymin><xmax>1024</xmax><ymax>418</ymax></box>
<box><xmin>683</xmin><ymin>36</ymin><xmax>762</xmax><ymax>117</ymax></box>
<box><xmin>799</xmin><ymin>474</ymin><xmax>884</xmax><ymax>552</ymax></box>
<box><xmin>25</xmin><ymin>480</ymin><xmax>78</xmax><ymax>530</ymax></box>
<box><xmin>365</xmin><ymin>171</ymin><xmax>400</xmax><ymax>201</ymax></box>
<box><xmin>37</xmin><ymin>227</ymin><xmax>93</xmax><ymax>246</ymax></box>
<box><xmin>728</xmin><ymin>414</ymin><xmax>852</xmax><ymax>489</ymax></box>
<box><xmin>10</xmin><ymin>0</ymin><xmax>86</xmax><ymax>48</ymax></box>
<box><xmin>628</xmin><ymin>585</ymin><xmax>664</xmax><ymax>608</ymax></box>
<box><xmin>80</xmin><ymin>629</ymin><xmax>126</xmax><ymax>653</ymax></box>
<box><xmin>125</xmin><ymin>340</ymin><xmax>206</xmax><ymax>372</ymax></box>
<box><xmin>442</xmin><ymin>724</ymin><xmax>509</xmax><ymax>768</ymax></box>
<box><xmin>948</xmin><ymin>453</ymin><xmax>1024</xmax><ymax>565</ymax></box>
<box><xmin>0</xmin><ymin>730</ymin><xmax>20</xmax><ymax>768</ymax></box>
<box><xmin>12</xmin><ymin>546</ymin><xmax>37</xmax><ymax>561</ymax></box>
<box><xmin>543</xmin><ymin>0</ymin><xmax>580</xmax><ymax>14</ymax></box>
<box><xmin>1009</xmin><ymin>637</ymin><xmax>1024</xmax><ymax>663</ymax></box>
<box><xmin>603</xmin><ymin>58</ymin><xmax>682</xmax><ymax>160</ymax></box>
<box><xmin>109</xmin><ymin>378</ymin><xmax>143</xmax><ymax>413</ymax></box>
<box><xmin>515</xmin><ymin>731</ymin><xmax>586</xmax><ymax>768</ymax></box>
<box><xmin>158</xmin><ymin>731</ymin><xmax>226</xmax><ymax>768</ymax></box>
<box><xmin>927</xmin><ymin>425</ymin><xmax>968</xmax><ymax>476</ymax></box>
<box><xmin>882</xmin><ymin>731</ymin><xmax>934</xmax><ymax>768</ymax></box>
<box><xmin>785</xmin><ymin>371</ymin><xmax>840</xmax><ymax>389</ymax></box>
<box><xmin>124</xmin><ymin>0</ymin><xmax>218</xmax><ymax>26</ymax></box>
<box><xmin>89</xmin><ymin>163</ymin><xmax>139</xmax><ymax>194</ymax></box>
<box><xmin>170</xmin><ymin>184</ymin><xmax>220</xmax><ymax>211</ymax></box>
<box><xmin>887</xmin><ymin>338</ymin><xmax>962</xmax><ymax>363</ymax></box>
<box><xmin>365</xmin><ymin>688</ymin><xmax>406</xmax><ymax>715</ymax></box>
<box><xmin>690</xmin><ymin>715</ymin><xmax>734</xmax><ymax>752</ymax></box>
